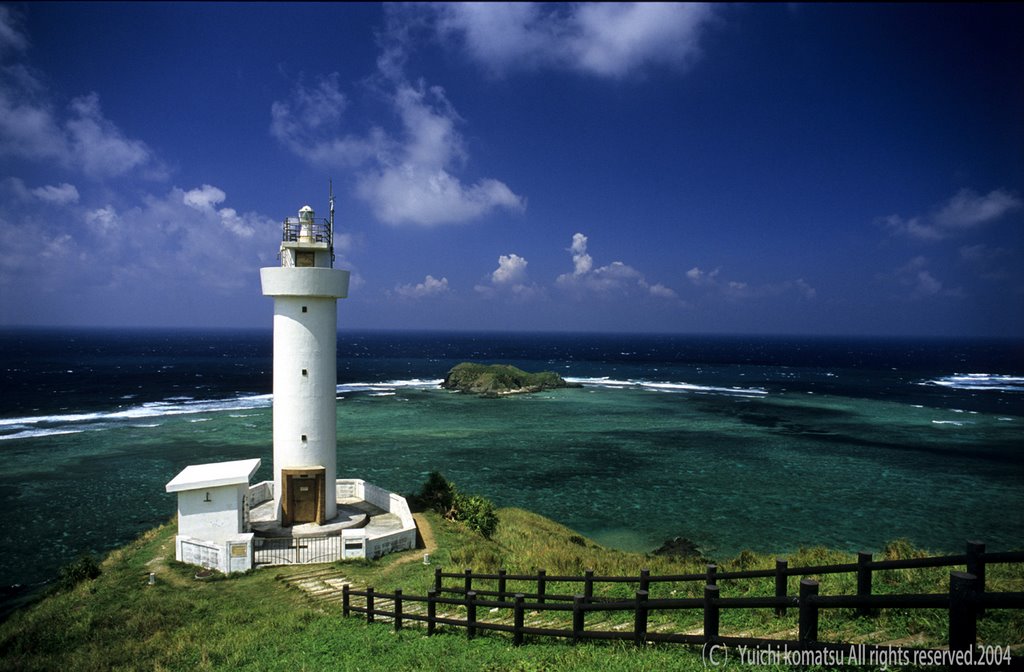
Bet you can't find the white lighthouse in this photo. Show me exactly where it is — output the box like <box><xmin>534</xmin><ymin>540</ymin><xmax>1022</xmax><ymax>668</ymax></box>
<box><xmin>260</xmin><ymin>192</ymin><xmax>349</xmax><ymax>526</ymax></box>
<box><xmin>165</xmin><ymin>190</ymin><xmax>417</xmax><ymax>571</ymax></box>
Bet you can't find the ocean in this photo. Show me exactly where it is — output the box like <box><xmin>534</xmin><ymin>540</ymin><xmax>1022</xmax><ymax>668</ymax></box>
<box><xmin>1</xmin><ymin>328</ymin><xmax>1022</xmax><ymax>616</ymax></box>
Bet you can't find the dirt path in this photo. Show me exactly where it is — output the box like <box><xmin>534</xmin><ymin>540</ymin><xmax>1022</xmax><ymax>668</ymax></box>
<box><xmin>386</xmin><ymin>512</ymin><xmax>437</xmax><ymax>568</ymax></box>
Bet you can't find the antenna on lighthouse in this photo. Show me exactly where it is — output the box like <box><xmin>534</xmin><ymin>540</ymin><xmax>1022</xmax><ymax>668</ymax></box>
<box><xmin>329</xmin><ymin>179</ymin><xmax>335</xmax><ymax>266</ymax></box>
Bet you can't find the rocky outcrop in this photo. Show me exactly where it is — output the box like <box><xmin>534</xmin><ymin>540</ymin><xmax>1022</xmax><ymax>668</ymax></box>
<box><xmin>441</xmin><ymin>362</ymin><xmax>581</xmax><ymax>397</ymax></box>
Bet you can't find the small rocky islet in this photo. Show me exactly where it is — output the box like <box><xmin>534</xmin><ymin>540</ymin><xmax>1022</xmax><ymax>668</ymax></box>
<box><xmin>441</xmin><ymin>362</ymin><xmax>581</xmax><ymax>398</ymax></box>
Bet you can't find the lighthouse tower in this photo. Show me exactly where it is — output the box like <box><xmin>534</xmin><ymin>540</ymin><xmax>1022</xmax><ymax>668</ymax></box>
<box><xmin>260</xmin><ymin>191</ymin><xmax>349</xmax><ymax>526</ymax></box>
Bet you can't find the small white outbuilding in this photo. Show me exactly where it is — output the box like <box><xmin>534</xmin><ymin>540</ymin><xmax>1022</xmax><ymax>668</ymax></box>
<box><xmin>165</xmin><ymin>458</ymin><xmax>261</xmax><ymax>574</ymax></box>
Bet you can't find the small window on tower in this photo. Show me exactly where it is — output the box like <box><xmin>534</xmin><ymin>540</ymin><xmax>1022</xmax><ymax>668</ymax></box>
<box><xmin>301</xmin><ymin>434</ymin><xmax>307</xmax><ymax>442</ymax></box>
<box><xmin>296</xmin><ymin>251</ymin><xmax>315</xmax><ymax>267</ymax></box>
<box><xmin>301</xmin><ymin>369</ymin><xmax>308</xmax><ymax>376</ymax></box>
<box><xmin>301</xmin><ymin>306</ymin><xmax>308</xmax><ymax>313</ymax></box>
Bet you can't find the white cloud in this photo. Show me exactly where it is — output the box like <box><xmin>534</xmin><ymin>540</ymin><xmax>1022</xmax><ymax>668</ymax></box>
<box><xmin>476</xmin><ymin>252</ymin><xmax>541</xmax><ymax>301</ymax></box>
<box><xmin>272</xmin><ymin>75</ymin><xmax>524</xmax><ymax>226</ymax></box>
<box><xmin>556</xmin><ymin>231</ymin><xmax>677</xmax><ymax>300</ymax></box>
<box><xmin>1</xmin><ymin>184</ymin><xmax>277</xmax><ymax>297</ymax></box>
<box><xmin>889</xmin><ymin>256</ymin><xmax>964</xmax><ymax>300</ymax></box>
<box><xmin>429</xmin><ymin>2</ymin><xmax>717</xmax><ymax>78</ymax></box>
<box><xmin>0</xmin><ymin>6</ymin><xmax>29</xmax><ymax>57</ymax></box>
<box><xmin>492</xmin><ymin>253</ymin><xmax>528</xmax><ymax>284</ymax></box>
<box><xmin>65</xmin><ymin>93</ymin><xmax>157</xmax><ymax>178</ymax></box>
<box><xmin>686</xmin><ymin>266</ymin><xmax>720</xmax><ymax>286</ymax></box>
<box><xmin>1</xmin><ymin>177</ymin><xmax>79</xmax><ymax>205</ymax></box>
<box><xmin>934</xmin><ymin>188</ymin><xmax>1022</xmax><ymax>230</ymax></box>
<box><xmin>687</xmin><ymin>265</ymin><xmax>815</xmax><ymax>300</ymax></box>
<box><xmin>183</xmin><ymin>184</ymin><xmax>226</xmax><ymax>211</ymax></box>
<box><xmin>0</xmin><ymin>64</ymin><xmax>160</xmax><ymax>179</ymax></box>
<box><xmin>568</xmin><ymin>232</ymin><xmax>593</xmax><ymax>275</ymax></box>
<box><xmin>0</xmin><ymin>11</ymin><xmax>162</xmax><ymax>181</ymax></box>
<box><xmin>394</xmin><ymin>274</ymin><xmax>450</xmax><ymax>298</ymax></box>
<box><xmin>0</xmin><ymin>85</ymin><xmax>65</xmax><ymax>161</ymax></box>
<box><xmin>882</xmin><ymin>188</ymin><xmax>1022</xmax><ymax>241</ymax></box>
<box><xmin>648</xmin><ymin>283</ymin><xmax>678</xmax><ymax>299</ymax></box>
<box><xmin>31</xmin><ymin>182</ymin><xmax>79</xmax><ymax>205</ymax></box>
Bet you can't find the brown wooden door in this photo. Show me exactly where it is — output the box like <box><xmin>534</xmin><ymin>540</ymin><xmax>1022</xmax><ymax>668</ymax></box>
<box><xmin>290</xmin><ymin>476</ymin><xmax>318</xmax><ymax>523</ymax></box>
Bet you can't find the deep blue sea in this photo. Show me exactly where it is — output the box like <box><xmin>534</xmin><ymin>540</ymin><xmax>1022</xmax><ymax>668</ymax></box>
<box><xmin>1</xmin><ymin>329</ymin><xmax>1022</xmax><ymax>617</ymax></box>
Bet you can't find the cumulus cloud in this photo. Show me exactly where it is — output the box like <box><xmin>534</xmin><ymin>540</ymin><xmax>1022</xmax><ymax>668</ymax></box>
<box><xmin>272</xmin><ymin>74</ymin><xmax>524</xmax><ymax>226</ymax></box>
<box><xmin>183</xmin><ymin>184</ymin><xmax>226</xmax><ymax>211</ymax></box>
<box><xmin>475</xmin><ymin>252</ymin><xmax>541</xmax><ymax>300</ymax></box>
<box><xmin>1</xmin><ymin>185</ymin><xmax>277</xmax><ymax>296</ymax></box>
<box><xmin>556</xmin><ymin>232</ymin><xmax>677</xmax><ymax>300</ymax></box>
<box><xmin>492</xmin><ymin>253</ymin><xmax>528</xmax><ymax>284</ymax></box>
<box><xmin>881</xmin><ymin>188</ymin><xmax>1022</xmax><ymax>241</ymax></box>
<box><xmin>428</xmin><ymin>3</ymin><xmax>717</xmax><ymax>78</ymax></box>
<box><xmin>394</xmin><ymin>274</ymin><xmax>450</xmax><ymax>298</ymax></box>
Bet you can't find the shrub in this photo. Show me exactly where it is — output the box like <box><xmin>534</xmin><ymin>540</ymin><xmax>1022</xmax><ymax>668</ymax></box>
<box><xmin>416</xmin><ymin>472</ymin><xmax>499</xmax><ymax>539</ymax></box>
<box><xmin>453</xmin><ymin>493</ymin><xmax>499</xmax><ymax>539</ymax></box>
<box><xmin>58</xmin><ymin>554</ymin><xmax>101</xmax><ymax>592</ymax></box>
<box><xmin>416</xmin><ymin>471</ymin><xmax>457</xmax><ymax>517</ymax></box>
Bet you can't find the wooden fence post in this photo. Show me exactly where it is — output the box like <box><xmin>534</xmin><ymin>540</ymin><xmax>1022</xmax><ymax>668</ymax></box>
<box><xmin>634</xmin><ymin>590</ymin><xmax>649</xmax><ymax>647</ymax></box>
<box><xmin>498</xmin><ymin>569</ymin><xmax>507</xmax><ymax>603</ymax></box>
<box><xmin>798</xmin><ymin>579</ymin><xmax>819</xmax><ymax>645</ymax></box>
<box><xmin>857</xmin><ymin>551</ymin><xmax>873</xmax><ymax>617</ymax></box>
<box><xmin>464</xmin><ymin>568</ymin><xmax>473</xmax><ymax>595</ymax></box>
<box><xmin>394</xmin><ymin>588</ymin><xmax>403</xmax><ymax>632</ymax></box>
<box><xmin>949</xmin><ymin>571</ymin><xmax>978</xmax><ymax>654</ymax></box>
<box><xmin>513</xmin><ymin>593</ymin><xmax>525</xmax><ymax>646</ymax></box>
<box><xmin>640</xmin><ymin>568</ymin><xmax>651</xmax><ymax>594</ymax></box>
<box><xmin>427</xmin><ymin>588</ymin><xmax>437</xmax><ymax>636</ymax></box>
<box><xmin>466</xmin><ymin>590</ymin><xmax>477</xmax><ymax>640</ymax></box>
<box><xmin>342</xmin><ymin>583</ymin><xmax>350</xmax><ymax>617</ymax></box>
<box><xmin>366</xmin><ymin>586</ymin><xmax>375</xmax><ymax>624</ymax></box>
<box><xmin>537</xmin><ymin>569</ymin><xmax>547</xmax><ymax>604</ymax></box>
<box><xmin>584</xmin><ymin>569</ymin><xmax>594</xmax><ymax>603</ymax></box>
<box><xmin>966</xmin><ymin>541</ymin><xmax>986</xmax><ymax>619</ymax></box>
<box><xmin>775</xmin><ymin>558</ymin><xmax>788</xmax><ymax>616</ymax></box>
<box><xmin>434</xmin><ymin>566</ymin><xmax>443</xmax><ymax>593</ymax></box>
<box><xmin>706</xmin><ymin>564</ymin><xmax>718</xmax><ymax>587</ymax></box>
<box><xmin>704</xmin><ymin>584</ymin><xmax>720</xmax><ymax>644</ymax></box>
<box><xmin>573</xmin><ymin>595</ymin><xmax>585</xmax><ymax>643</ymax></box>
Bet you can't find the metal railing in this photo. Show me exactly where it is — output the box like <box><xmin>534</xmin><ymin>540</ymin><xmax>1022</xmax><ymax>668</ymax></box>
<box><xmin>282</xmin><ymin>217</ymin><xmax>332</xmax><ymax>248</ymax></box>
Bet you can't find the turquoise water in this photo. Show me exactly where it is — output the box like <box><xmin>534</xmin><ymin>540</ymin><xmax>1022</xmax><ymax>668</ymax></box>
<box><xmin>0</xmin><ymin>330</ymin><xmax>1021</xmax><ymax>615</ymax></box>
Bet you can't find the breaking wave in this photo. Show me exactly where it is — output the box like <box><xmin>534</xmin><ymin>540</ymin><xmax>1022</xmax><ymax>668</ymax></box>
<box><xmin>0</xmin><ymin>394</ymin><xmax>273</xmax><ymax>441</ymax></box>
<box><xmin>922</xmin><ymin>374</ymin><xmax>1024</xmax><ymax>393</ymax></box>
<box><xmin>565</xmin><ymin>376</ymin><xmax>768</xmax><ymax>397</ymax></box>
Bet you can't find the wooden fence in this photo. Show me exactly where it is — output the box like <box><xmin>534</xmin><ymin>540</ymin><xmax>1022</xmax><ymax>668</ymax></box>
<box><xmin>340</xmin><ymin>541</ymin><xmax>1024</xmax><ymax>664</ymax></box>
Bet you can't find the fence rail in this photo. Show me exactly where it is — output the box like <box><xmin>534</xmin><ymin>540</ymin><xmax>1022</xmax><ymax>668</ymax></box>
<box><xmin>254</xmin><ymin>535</ymin><xmax>340</xmax><ymax>565</ymax></box>
<box><xmin>339</xmin><ymin>540</ymin><xmax>1024</xmax><ymax>663</ymax></box>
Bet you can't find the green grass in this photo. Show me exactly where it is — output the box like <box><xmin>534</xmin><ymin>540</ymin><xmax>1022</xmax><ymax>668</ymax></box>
<box><xmin>0</xmin><ymin>510</ymin><xmax>1020</xmax><ymax>671</ymax></box>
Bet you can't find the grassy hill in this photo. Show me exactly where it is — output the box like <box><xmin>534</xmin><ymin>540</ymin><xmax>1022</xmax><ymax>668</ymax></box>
<box><xmin>0</xmin><ymin>507</ymin><xmax>1021</xmax><ymax>671</ymax></box>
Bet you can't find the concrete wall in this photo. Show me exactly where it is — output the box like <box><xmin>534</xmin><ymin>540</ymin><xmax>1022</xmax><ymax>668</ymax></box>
<box><xmin>336</xmin><ymin>479</ymin><xmax>417</xmax><ymax>560</ymax></box>
<box><xmin>177</xmin><ymin>483</ymin><xmax>247</xmax><ymax>544</ymax></box>
<box><xmin>176</xmin><ymin>533</ymin><xmax>254</xmax><ymax>574</ymax></box>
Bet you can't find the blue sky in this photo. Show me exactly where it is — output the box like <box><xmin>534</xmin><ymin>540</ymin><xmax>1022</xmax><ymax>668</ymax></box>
<box><xmin>1</xmin><ymin>3</ymin><xmax>1021</xmax><ymax>336</ymax></box>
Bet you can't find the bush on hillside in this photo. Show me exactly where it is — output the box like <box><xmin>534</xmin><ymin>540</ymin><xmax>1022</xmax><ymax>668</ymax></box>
<box><xmin>57</xmin><ymin>553</ymin><xmax>101</xmax><ymax>591</ymax></box>
<box><xmin>415</xmin><ymin>471</ymin><xmax>498</xmax><ymax>538</ymax></box>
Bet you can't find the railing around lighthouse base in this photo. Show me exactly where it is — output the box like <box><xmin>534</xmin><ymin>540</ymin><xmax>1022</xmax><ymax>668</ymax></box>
<box><xmin>248</xmin><ymin>479</ymin><xmax>416</xmax><ymax>566</ymax></box>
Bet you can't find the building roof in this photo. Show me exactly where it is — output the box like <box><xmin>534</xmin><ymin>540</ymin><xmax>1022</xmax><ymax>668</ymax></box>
<box><xmin>165</xmin><ymin>458</ymin><xmax>262</xmax><ymax>493</ymax></box>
